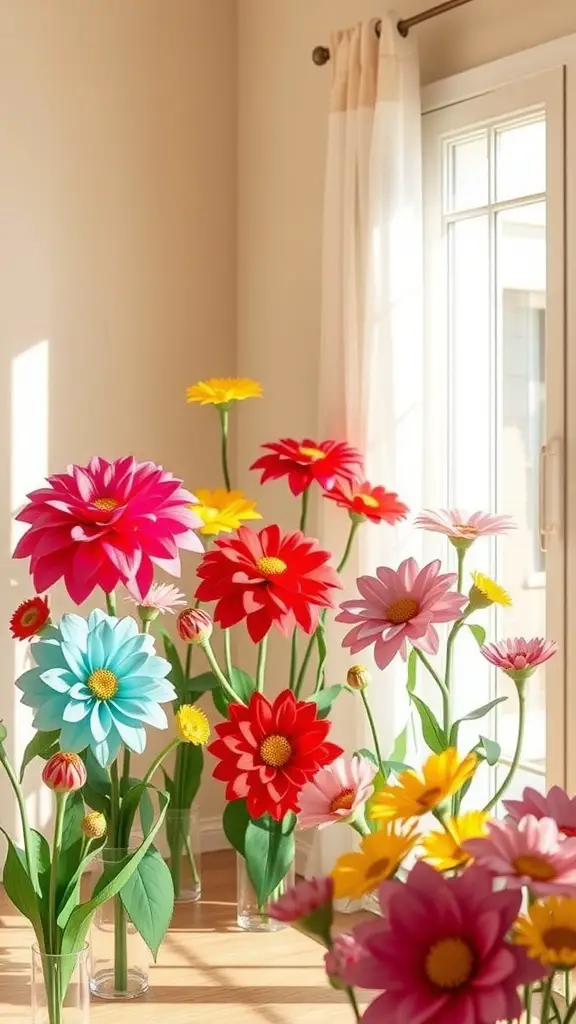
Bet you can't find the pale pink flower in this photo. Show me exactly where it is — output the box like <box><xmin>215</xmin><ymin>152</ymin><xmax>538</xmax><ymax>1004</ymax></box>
<box><xmin>463</xmin><ymin>815</ymin><xmax>576</xmax><ymax>897</ymax></box>
<box><xmin>298</xmin><ymin>756</ymin><xmax>377</xmax><ymax>830</ymax></box>
<box><xmin>325</xmin><ymin>933</ymin><xmax>368</xmax><ymax>982</ymax></box>
<box><xmin>414</xmin><ymin>508</ymin><xmax>515</xmax><ymax>541</ymax></box>
<box><xmin>268</xmin><ymin>876</ymin><xmax>333</xmax><ymax>923</ymax></box>
<box><xmin>336</xmin><ymin>558</ymin><xmax>467</xmax><ymax>670</ymax></box>
<box><xmin>504</xmin><ymin>785</ymin><xmax>576</xmax><ymax>838</ymax></box>
<box><xmin>126</xmin><ymin>582</ymin><xmax>187</xmax><ymax>615</ymax></box>
<box><xmin>480</xmin><ymin>637</ymin><xmax>557</xmax><ymax>678</ymax></box>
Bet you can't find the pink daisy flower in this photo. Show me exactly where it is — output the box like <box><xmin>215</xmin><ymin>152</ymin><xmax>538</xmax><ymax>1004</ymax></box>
<box><xmin>126</xmin><ymin>582</ymin><xmax>187</xmax><ymax>615</ymax></box>
<box><xmin>297</xmin><ymin>756</ymin><xmax>377</xmax><ymax>830</ymax></box>
<box><xmin>414</xmin><ymin>508</ymin><xmax>515</xmax><ymax>542</ymax></box>
<box><xmin>463</xmin><ymin>815</ymin><xmax>576</xmax><ymax>897</ymax></box>
<box><xmin>325</xmin><ymin>932</ymin><xmax>368</xmax><ymax>983</ymax></box>
<box><xmin>269</xmin><ymin>876</ymin><xmax>333</xmax><ymax>923</ymax></box>
<box><xmin>480</xmin><ymin>637</ymin><xmax>557</xmax><ymax>679</ymax></box>
<box><xmin>336</xmin><ymin>558</ymin><xmax>467</xmax><ymax>670</ymax></box>
<box><xmin>339</xmin><ymin>862</ymin><xmax>544</xmax><ymax>1024</ymax></box>
<box><xmin>13</xmin><ymin>456</ymin><xmax>204</xmax><ymax>605</ymax></box>
<box><xmin>504</xmin><ymin>785</ymin><xmax>576</xmax><ymax>838</ymax></box>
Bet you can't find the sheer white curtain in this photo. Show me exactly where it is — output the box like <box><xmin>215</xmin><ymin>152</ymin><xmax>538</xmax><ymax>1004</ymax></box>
<box><xmin>308</xmin><ymin>14</ymin><xmax>424</xmax><ymax>876</ymax></box>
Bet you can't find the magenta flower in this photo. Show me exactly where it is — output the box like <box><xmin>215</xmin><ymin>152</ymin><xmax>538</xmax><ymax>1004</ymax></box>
<box><xmin>13</xmin><ymin>456</ymin><xmax>204</xmax><ymax>604</ymax></box>
<box><xmin>298</xmin><ymin>756</ymin><xmax>377</xmax><ymax>830</ymax></box>
<box><xmin>340</xmin><ymin>862</ymin><xmax>545</xmax><ymax>1024</ymax></box>
<box><xmin>268</xmin><ymin>876</ymin><xmax>333</xmax><ymax>923</ymax></box>
<box><xmin>504</xmin><ymin>785</ymin><xmax>576</xmax><ymax>838</ymax></box>
<box><xmin>414</xmin><ymin>508</ymin><xmax>515</xmax><ymax>542</ymax></box>
<box><xmin>463</xmin><ymin>815</ymin><xmax>576</xmax><ymax>897</ymax></box>
<box><xmin>480</xmin><ymin>637</ymin><xmax>557</xmax><ymax>679</ymax></box>
<box><xmin>336</xmin><ymin>558</ymin><xmax>467</xmax><ymax>670</ymax></box>
<box><xmin>126</xmin><ymin>582</ymin><xmax>187</xmax><ymax>615</ymax></box>
<box><xmin>325</xmin><ymin>933</ymin><xmax>368</xmax><ymax>983</ymax></box>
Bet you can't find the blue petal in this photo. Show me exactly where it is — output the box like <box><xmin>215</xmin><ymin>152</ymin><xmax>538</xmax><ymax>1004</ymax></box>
<box><xmin>137</xmin><ymin>655</ymin><xmax>171</xmax><ymax>679</ymax></box>
<box><xmin>60</xmin><ymin>718</ymin><xmax>93</xmax><ymax>753</ymax></box>
<box><xmin>15</xmin><ymin>668</ymin><xmax>44</xmax><ymax>694</ymax></box>
<box><xmin>60</xmin><ymin>641</ymin><xmax>89</xmax><ymax>680</ymax></box>
<box><xmin>33</xmin><ymin>640</ymin><xmax>68</xmax><ymax>672</ymax></box>
<box><xmin>112</xmin><ymin>616</ymin><xmax>140</xmax><ymax>644</ymax></box>
<box><xmin>33</xmin><ymin>695</ymin><xmax>69</xmax><ymax>731</ymax></box>
<box><xmin>91</xmin><ymin>731</ymin><xmax>122</xmax><ymax>768</ymax></box>
<box><xmin>38</xmin><ymin>668</ymin><xmax>74</xmax><ymax>693</ymax></box>
<box><xmin>110</xmin><ymin>699</ymin><xmax>168</xmax><ymax>730</ymax></box>
<box><xmin>108</xmin><ymin>634</ymin><xmax>148</xmax><ymax>671</ymax></box>
<box><xmin>62</xmin><ymin>698</ymin><xmax>93</xmax><ymax>723</ymax></box>
<box><xmin>114</xmin><ymin>652</ymin><xmax>150</xmax><ymax>678</ymax></box>
<box><xmin>59</xmin><ymin>614</ymin><xmax>89</xmax><ymax>649</ymax></box>
<box><xmin>38</xmin><ymin>625</ymin><xmax>62</xmax><ymax>643</ymax></box>
<box><xmin>117</xmin><ymin>679</ymin><xmax>177</xmax><ymax>701</ymax></box>
<box><xmin>86</xmin><ymin>622</ymin><xmax>107</xmax><ymax>669</ymax></box>
<box><xmin>90</xmin><ymin>701</ymin><xmax>113</xmax><ymax>742</ymax></box>
<box><xmin>69</xmin><ymin>683</ymin><xmax>92</xmax><ymax>699</ymax></box>
<box><xmin>88</xmin><ymin>609</ymin><xmax>113</xmax><ymax>630</ymax></box>
<box><xmin>110</xmin><ymin>716</ymin><xmax>147</xmax><ymax>754</ymax></box>
<box><xmin>97</xmin><ymin>621</ymin><xmax>117</xmax><ymax>663</ymax></box>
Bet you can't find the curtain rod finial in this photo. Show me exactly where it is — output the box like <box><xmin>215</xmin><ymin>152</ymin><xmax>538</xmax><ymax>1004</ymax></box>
<box><xmin>312</xmin><ymin>45</ymin><xmax>331</xmax><ymax>66</ymax></box>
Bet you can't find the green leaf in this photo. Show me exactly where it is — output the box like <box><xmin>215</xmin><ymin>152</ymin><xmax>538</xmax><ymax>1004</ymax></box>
<box><xmin>468</xmin><ymin>624</ymin><xmax>487</xmax><ymax>647</ymax></box>
<box><xmin>120</xmin><ymin>848</ymin><xmax>174</xmax><ymax>960</ymax></box>
<box><xmin>19</xmin><ymin>730</ymin><xmax>60</xmax><ymax>782</ymax></box>
<box><xmin>244</xmin><ymin>816</ymin><xmax>295</xmax><ymax>906</ymax></box>
<box><xmin>407</xmin><ymin>649</ymin><xmax>418</xmax><ymax>694</ymax></box>
<box><xmin>230</xmin><ymin>668</ymin><xmax>256</xmax><ymax>703</ymax></box>
<box><xmin>382</xmin><ymin>760</ymin><xmax>412</xmax><ymax>775</ymax></box>
<box><xmin>57</xmin><ymin>793</ymin><xmax>85</xmax><ymax>904</ymax></box>
<box><xmin>314</xmin><ymin>624</ymin><xmax>328</xmax><ymax>692</ymax></box>
<box><xmin>186</xmin><ymin>671</ymin><xmax>220</xmax><ymax>696</ymax></box>
<box><xmin>410</xmin><ymin>694</ymin><xmax>446</xmax><ymax>754</ymax></box>
<box><xmin>223</xmin><ymin>799</ymin><xmax>251</xmax><ymax>857</ymax></box>
<box><xmin>354</xmin><ymin>748</ymin><xmax>377</xmax><ymax>767</ymax></box>
<box><xmin>1</xmin><ymin>831</ymin><xmax>45</xmax><ymax>944</ymax></box>
<box><xmin>158</xmin><ymin>626</ymin><xmax>187</xmax><ymax>698</ymax></box>
<box><xmin>388</xmin><ymin>724</ymin><xmax>408</xmax><ymax>764</ymax></box>
<box><xmin>212</xmin><ymin>686</ymin><xmax>228</xmax><ymax>718</ymax></box>
<box><xmin>139</xmin><ymin>787</ymin><xmax>155</xmax><ymax>836</ymax></box>
<box><xmin>449</xmin><ymin>697</ymin><xmax>507</xmax><ymax>746</ymax></box>
<box><xmin>0</xmin><ymin>721</ymin><xmax>7</xmax><ymax>744</ymax></box>
<box><xmin>118</xmin><ymin>781</ymin><xmax>161</xmax><ymax>849</ymax></box>
<box><xmin>308</xmin><ymin>685</ymin><xmax>343</xmax><ymax>720</ymax></box>
<box><xmin>478</xmin><ymin>735</ymin><xmax>501</xmax><ymax>766</ymax></box>
<box><xmin>176</xmin><ymin>744</ymin><xmax>204</xmax><ymax>809</ymax></box>
<box><xmin>57</xmin><ymin>836</ymin><xmax>107</xmax><ymax>930</ymax></box>
<box><xmin>81</xmin><ymin>749</ymin><xmax>111</xmax><ymax>817</ymax></box>
<box><xmin>161</xmin><ymin>769</ymin><xmax>176</xmax><ymax>802</ymax></box>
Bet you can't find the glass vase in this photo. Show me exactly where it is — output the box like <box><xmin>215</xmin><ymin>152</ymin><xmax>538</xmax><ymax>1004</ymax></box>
<box><xmin>165</xmin><ymin>807</ymin><xmax>202</xmax><ymax>903</ymax></box>
<box><xmin>236</xmin><ymin>853</ymin><xmax>295</xmax><ymax>932</ymax></box>
<box><xmin>31</xmin><ymin>943</ymin><xmax>90</xmax><ymax>1024</ymax></box>
<box><xmin>89</xmin><ymin>848</ymin><xmax>149</xmax><ymax>1000</ymax></box>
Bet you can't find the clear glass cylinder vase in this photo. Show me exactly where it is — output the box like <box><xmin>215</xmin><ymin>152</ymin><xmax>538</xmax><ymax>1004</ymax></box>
<box><xmin>165</xmin><ymin>806</ymin><xmax>202</xmax><ymax>903</ymax></box>
<box><xmin>236</xmin><ymin>853</ymin><xmax>295</xmax><ymax>932</ymax></box>
<box><xmin>89</xmin><ymin>848</ymin><xmax>149</xmax><ymax>1000</ymax></box>
<box><xmin>31</xmin><ymin>943</ymin><xmax>90</xmax><ymax>1024</ymax></box>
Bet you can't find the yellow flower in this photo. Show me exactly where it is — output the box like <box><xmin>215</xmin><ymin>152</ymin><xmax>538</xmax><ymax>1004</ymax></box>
<box><xmin>421</xmin><ymin>811</ymin><xmax>488</xmax><ymax>871</ymax></box>
<box><xmin>370</xmin><ymin>749</ymin><xmax>478</xmax><ymax>823</ymax></box>
<box><xmin>81</xmin><ymin>811</ymin><xmax>107</xmax><ymax>840</ymax></box>
<box><xmin>514</xmin><ymin>897</ymin><xmax>576</xmax><ymax>968</ymax></box>
<box><xmin>193</xmin><ymin>489</ymin><xmax>262</xmax><ymax>535</ymax></box>
<box><xmin>331</xmin><ymin>824</ymin><xmax>418</xmax><ymax>899</ymax></box>
<box><xmin>176</xmin><ymin>705</ymin><xmax>211</xmax><ymax>746</ymax></box>
<box><xmin>469</xmin><ymin>571</ymin><xmax>512</xmax><ymax>609</ymax></box>
<box><xmin>186</xmin><ymin>377</ymin><xmax>262</xmax><ymax>406</ymax></box>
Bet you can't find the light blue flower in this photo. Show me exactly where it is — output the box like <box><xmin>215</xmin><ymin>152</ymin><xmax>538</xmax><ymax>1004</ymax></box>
<box><xmin>17</xmin><ymin>610</ymin><xmax>176</xmax><ymax>767</ymax></box>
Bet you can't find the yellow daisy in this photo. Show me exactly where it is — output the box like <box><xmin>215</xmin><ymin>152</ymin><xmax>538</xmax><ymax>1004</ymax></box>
<box><xmin>186</xmin><ymin>377</ymin><xmax>262</xmax><ymax>406</ymax></box>
<box><xmin>421</xmin><ymin>811</ymin><xmax>488</xmax><ymax>871</ymax></box>
<box><xmin>514</xmin><ymin>897</ymin><xmax>576</xmax><ymax>968</ymax></box>
<box><xmin>370</xmin><ymin>749</ymin><xmax>478</xmax><ymax>824</ymax></box>
<box><xmin>331</xmin><ymin>824</ymin><xmax>418</xmax><ymax>899</ymax></box>
<box><xmin>469</xmin><ymin>571</ymin><xmax>512</xmax><ymax>609</ymax></box>
<box><xmin>193</xmin><ymin>489</ymin><xmax>262</xmax><ymax>536</ymax></box>
<box><xmin>175</xmin><ymin>705</ymin><xmax>211</xmax><ymax>746</ymax></box>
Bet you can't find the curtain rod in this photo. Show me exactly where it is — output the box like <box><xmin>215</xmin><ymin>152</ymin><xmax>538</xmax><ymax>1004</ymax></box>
<box><xmin>312</xmin><ymin>0</ymin><xmax>475</xmax><ymax>65</ymax></box>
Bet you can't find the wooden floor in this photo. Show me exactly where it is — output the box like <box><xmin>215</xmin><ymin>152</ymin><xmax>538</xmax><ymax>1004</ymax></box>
<box><xmin>0</xmin><ymin>850</ymin><xmax>367</xmax><ymax>1022</ymax></box>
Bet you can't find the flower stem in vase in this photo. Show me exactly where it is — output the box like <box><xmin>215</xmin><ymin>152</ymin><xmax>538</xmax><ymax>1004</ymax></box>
<box><xmin>113</xmin><ymin>895</ymin><xmax>129</xmax><ymax>993</ymax></box>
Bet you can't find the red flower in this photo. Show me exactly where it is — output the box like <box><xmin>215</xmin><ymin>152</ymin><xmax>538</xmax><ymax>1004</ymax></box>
<box><xmin>195</xmin><ymin>524</ymin><xmax>342</xmax><ymax>643</ymax></box>
<box><xmin>10</xmin><ymin>596</ymin><xmax>50</xmax><ymax>640</ymax></box>
<box><xmin>42</xmin><ymin>752</ymin><xmax>87</xmax><ymax>793</ymax></box>
<box><xmin>323</xmin><ymin>481</ymin><xmax>409</xmax><ymax>525</ymax></box>
<box><xmin>251</xmin><ymin>438</ymin><xmax>363</xmax><ymax>496</ymax></box>
<box><xmin>208</xmin><ymin>690</ymin><xmax>343</xmax><ymax>820</ymax></box>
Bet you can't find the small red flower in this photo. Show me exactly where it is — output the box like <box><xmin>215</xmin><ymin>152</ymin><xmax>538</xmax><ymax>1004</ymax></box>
<box><xmin>42</xmin><ymin>752</ymin><xmax>87</xmax><ymax>793</ymax></box>
<box><xmin>10</xmin><ymin>596</ymin><xmax>50</xmax><ymax>640</ymax></box>
<box><xmin>323</xmin><ymin>481</ymin><xmax>409</xmax><ymax>525</ymax></box>
<box><xmin>251</xmin><ymin>438</ymin><xmax>363</xmax><ymax>496</ymax></box>
<box><xmin>177</xmin><ymin>607</ymin><xmax>213</xmax><ymax>644</ymax></box>
<box><xmin>208</xmin><ymin>690</ymin><xmax>343</xmax><ymax>820</ymax></box>
<box><xmin>195</xmin><ymin>524</ymin><xmax>343</xmax><ymax>643</ymax></box>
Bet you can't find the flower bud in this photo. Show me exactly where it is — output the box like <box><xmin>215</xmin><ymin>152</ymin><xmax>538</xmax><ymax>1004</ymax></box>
<box><xmin>81</xmin><ymin>811</ymin><xmax>107</xmax><ymax>840</ymax></box>
<box><xmin>346</xmin><ymin>665</ymin><xmax>370</xmax><ymax>691</ymax></box>
<box><xmin>42</xmin><ymin>752</ymin><xmax>87</xmax><ymax>793</ymax></box>
<box><xmin>177</xmin><ymin>608</ymin><xmax>213</xmax><ymax>646</ymax></box>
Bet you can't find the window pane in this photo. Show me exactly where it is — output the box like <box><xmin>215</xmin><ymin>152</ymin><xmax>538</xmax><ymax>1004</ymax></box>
<box><xmin>495</xmin><ymin>118</ymin><xmax>546</xmax><ymax>202</ymax></box>
<box><xmin>494</xmin><ymin>764</ymin><xmax>545</xmax><ymax>817</ymax></box>
<box><xmin>446</xmin><ymin>133</ymin><xmax>489</xmax><ymax>213</ymax></box>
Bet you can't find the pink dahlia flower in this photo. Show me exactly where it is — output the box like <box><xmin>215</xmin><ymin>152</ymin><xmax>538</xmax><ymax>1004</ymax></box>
<box><xmin>336</xmin><ymin>558</ymin><xmax>467</xmax><ymax>670</ymax></box>
<box><xmin>269</xmin><ymin>876</ymin><xmax>333</xmax><ymax>923</ymax></box>
<box><xmin>325</xmin><ymin>932</ymin><xmax>368</xmax><ymax>983</ymax></box>
<box><xmin>414</xmin><ymin>508</ymin><xmax>515</xmax><ymax>541</ymax></box>
<box><xmin>340</xmin><ymin>862</ymin><xmax>545</xmax><ymax>1024</ymax></box>
<box><xmin>126</xmin><ymin>582</ymin><xmax>187</xmax><ymax>615</ymax></box>
<box><xmin>504</xmin><ymin>785</ymin><xmax>576</xmax><ymax>838</ymax></box>
<box><xmin>480</xmin><ymin>637</ymin><xmax>557</xmax><ymax>678</ymax></box>
<box><xmin>13</xmin><ymin>456</ymin><xmax>203</xmax><ymax>604</ymax></box>
<box><xmin>463</xmin><ymin>815</ymin><xmax>576</xmax><ymax>897</ymax></box>
<box><xmin>297</xmin><ymin>756</ymin><xmax>377</xmax><ymax>830</ymax></box>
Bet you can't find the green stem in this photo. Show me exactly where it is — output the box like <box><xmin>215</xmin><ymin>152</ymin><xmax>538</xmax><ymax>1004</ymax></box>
<box><xmin>540</xmin><ymin>976</ymin><xmax>553</xmax><ymax>1024</ymax></box>
<box><xmin>337</xmin><ymin>519</ymin><xmax>360</xmax><ymax>574</ymax></box>
<box><xmin>483</xmin><ymin>685</ymin><xmax>526</xmax><ymax>813</ymax></box>
<box><xmin>443</xmin><ymin>619</ymin><xmax>464</xmax><ymax>734</ymax></box>
<box><xmin>345</xmin><ymin>986</ymin><xmax>361</xmax><ymax>1022</ymax></box>
<box><xmin>185</xmin><ymin>644</ymin><xmax>192</xmax><ymax>682</ymax></box>
<box><xmin>0</xmin><ymin>749</ymin><xmax>39</xmax><ymax>897</ymax></box>
<box><xmin>224</xmin><ymin>629</ymin><xmax>233</xmax><ymax>680</ymax></box>
<box><xmin>142</xmin><ymin>738</ymin><xmax>180</xmax><ymax>786</ymax></box>
<box><xmin>312</xmin><ymin>625</ymin><xmax>328</xmax><ymax>694</ymax></box>
<box><xmin>414</xmin><ymin>648</ymin><xmax>451</xmax><ymax>728</ymax></box>
<box><xmin>105</xmin><ymin>591</ymin><xmax>117</xmax><ymax>616</ymax></box>
<box><xmin>524</xmin><ymin>985</ymin><xmax>533</xmax><ymax>1022</ymax></box>
<box><xmin>121</xmin><ymin>749</ymin><xmax>131</xmax><ymax>792</ymax></box>
<box><xmin>294</xmin><ymin>631</ymin><xmax>318</xmax><ymax>698</ymax></box>
<box><xmin>256</xmin><ymin>635</ymin><xmax>268</xmax><ymax>693</ymax></box>
<box><xmin>360</xmin><ymin>690</ymin><xmax>386</xmax><ymax>778</ymax></box>
<box><xmin>109</xmin><ymin>760</ymin><xmax>120</xmax><ymax>846</ymax></box>
<box><xmin>48</xmin><ymin>793</ymin><xmax>68</xmax><ymax>954</ymax></box>
<box><xmin>202</xmin><ymin>640</ymin><xmax>243</xmax><ymax>703</ymax></box>
<box><xmin>289</xmin><ymin>631</ymin><xmax>298</xmax><ymax>691</ymax></box>
<box><xmin>299</xmin><ymin>488</ymin><xmax>310</xmax><ymax>533</ymax></box>
<box><xmin>113</xmin><ymin>895</ymin><xmax>128</xmax><ymax>992</ymax></box>
<box><xmin>455</xmin><ymin>546</ymin><xmax>466</xmax><ymax>594</ymax></box>
<box><xmin>219</xmin><ymin>407</ymin><xmax>232</xmax><ymax>490</ymax></box>
<box><xmin>349</xmin><ymin>815</ymin><xmax>370</xmax><ymax>838</ymax></box>
<box><xmin>564</xmin><ymin>997</ymin><xmax>576</xmax><ymax>1024</ymax></box>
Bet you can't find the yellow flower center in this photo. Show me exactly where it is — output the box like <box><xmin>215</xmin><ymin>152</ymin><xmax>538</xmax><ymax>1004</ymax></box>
<box><xmin>513</xmin><ymin>855</ymin><xmax>557</xmax><ymax>881</ymax></box>
<box><xmin>299</xmin><ymin>446</ymin><xmax>326</xmax><ymax>461</ymax></box>
<box><xmin>257</xmin><ymin>556</ymin><xmax>288</xmax><ymax>576</ymax></box>
<box><xmin>417</xmin><ymin>786</ymin><xmax>444</xmax><ymax>809</ymax></box>
<box><xmin>543</xmin><ymin>927</ymin><xmax>576</xmax><ymax>952</ymax></box>
<box><xmin>329</xmin><ymin>789</ymin><xmax>356</xmax><ymax>813</ymax></box>
<box><xmin>92</xmin><ymin>497</ymin><xmax>119</xmax><ymax>512</ymax></box>
<box><xmin>455</xmin><ymin>523</ymin><xmax>478</xmax><ymax>536</ymax></box>
<box><xmin>21</xmin><ymin>608</ymin><xmax>40</xmax><ymax>627</ymax></box>
<box><xmin>87</xmin><ymin>668</ymin><xmax>119</xmax><ymax>700</ymax></box>
<box><xmin>386</xmin><ymin>597</ymin><xmax>419</xmax><ymax>625</ymax></box>
<box><xmin>426</xmin><ymin>937</ymin><xmax>474</xmax><ymax>989</ymax></box>
<box><xmin>365</xmin><ymin>857</ymin><xmax>391</xmax><ymax>882</ymax></box>
<box><xmin>260</xmin><ymin>734</ymin><xmax>292</xmax><ymax>768</ymax></box>
<box><xmin>359</xmin><ymin>494</ymin><xmax>380</xmax><ymax>509</ymax></box>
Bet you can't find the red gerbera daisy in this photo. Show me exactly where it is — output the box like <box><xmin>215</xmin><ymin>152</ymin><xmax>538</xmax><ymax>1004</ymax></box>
<box><xmin>10</xmin><ymin>595</ymin><xmax>50</xmax><ymax>640</ymax></box>
<box><xmin>195</xmin><ymin>524</ymin><xmax>342</xmax><ymax>643</ymax></box>
<box><xmin>250</xmin><ymin>438</ymin><xmax>363</xmax><ymax>496</ymax></box>
<box><xmin>208</xmin><ymin>690</ymin><xmax>343</xmax><ymax>820</ymax></box>
<box><xmin>323</xmin><ymin>481</ymin><xmax>409</xmax><ymax>525</ymax></box>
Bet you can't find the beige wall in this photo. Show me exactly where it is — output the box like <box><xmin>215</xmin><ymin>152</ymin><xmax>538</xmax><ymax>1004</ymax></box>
<box><xmin>0</xmin><ymin>0</ymin><xmax>236</xmax><ymax>833</ymax></box>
